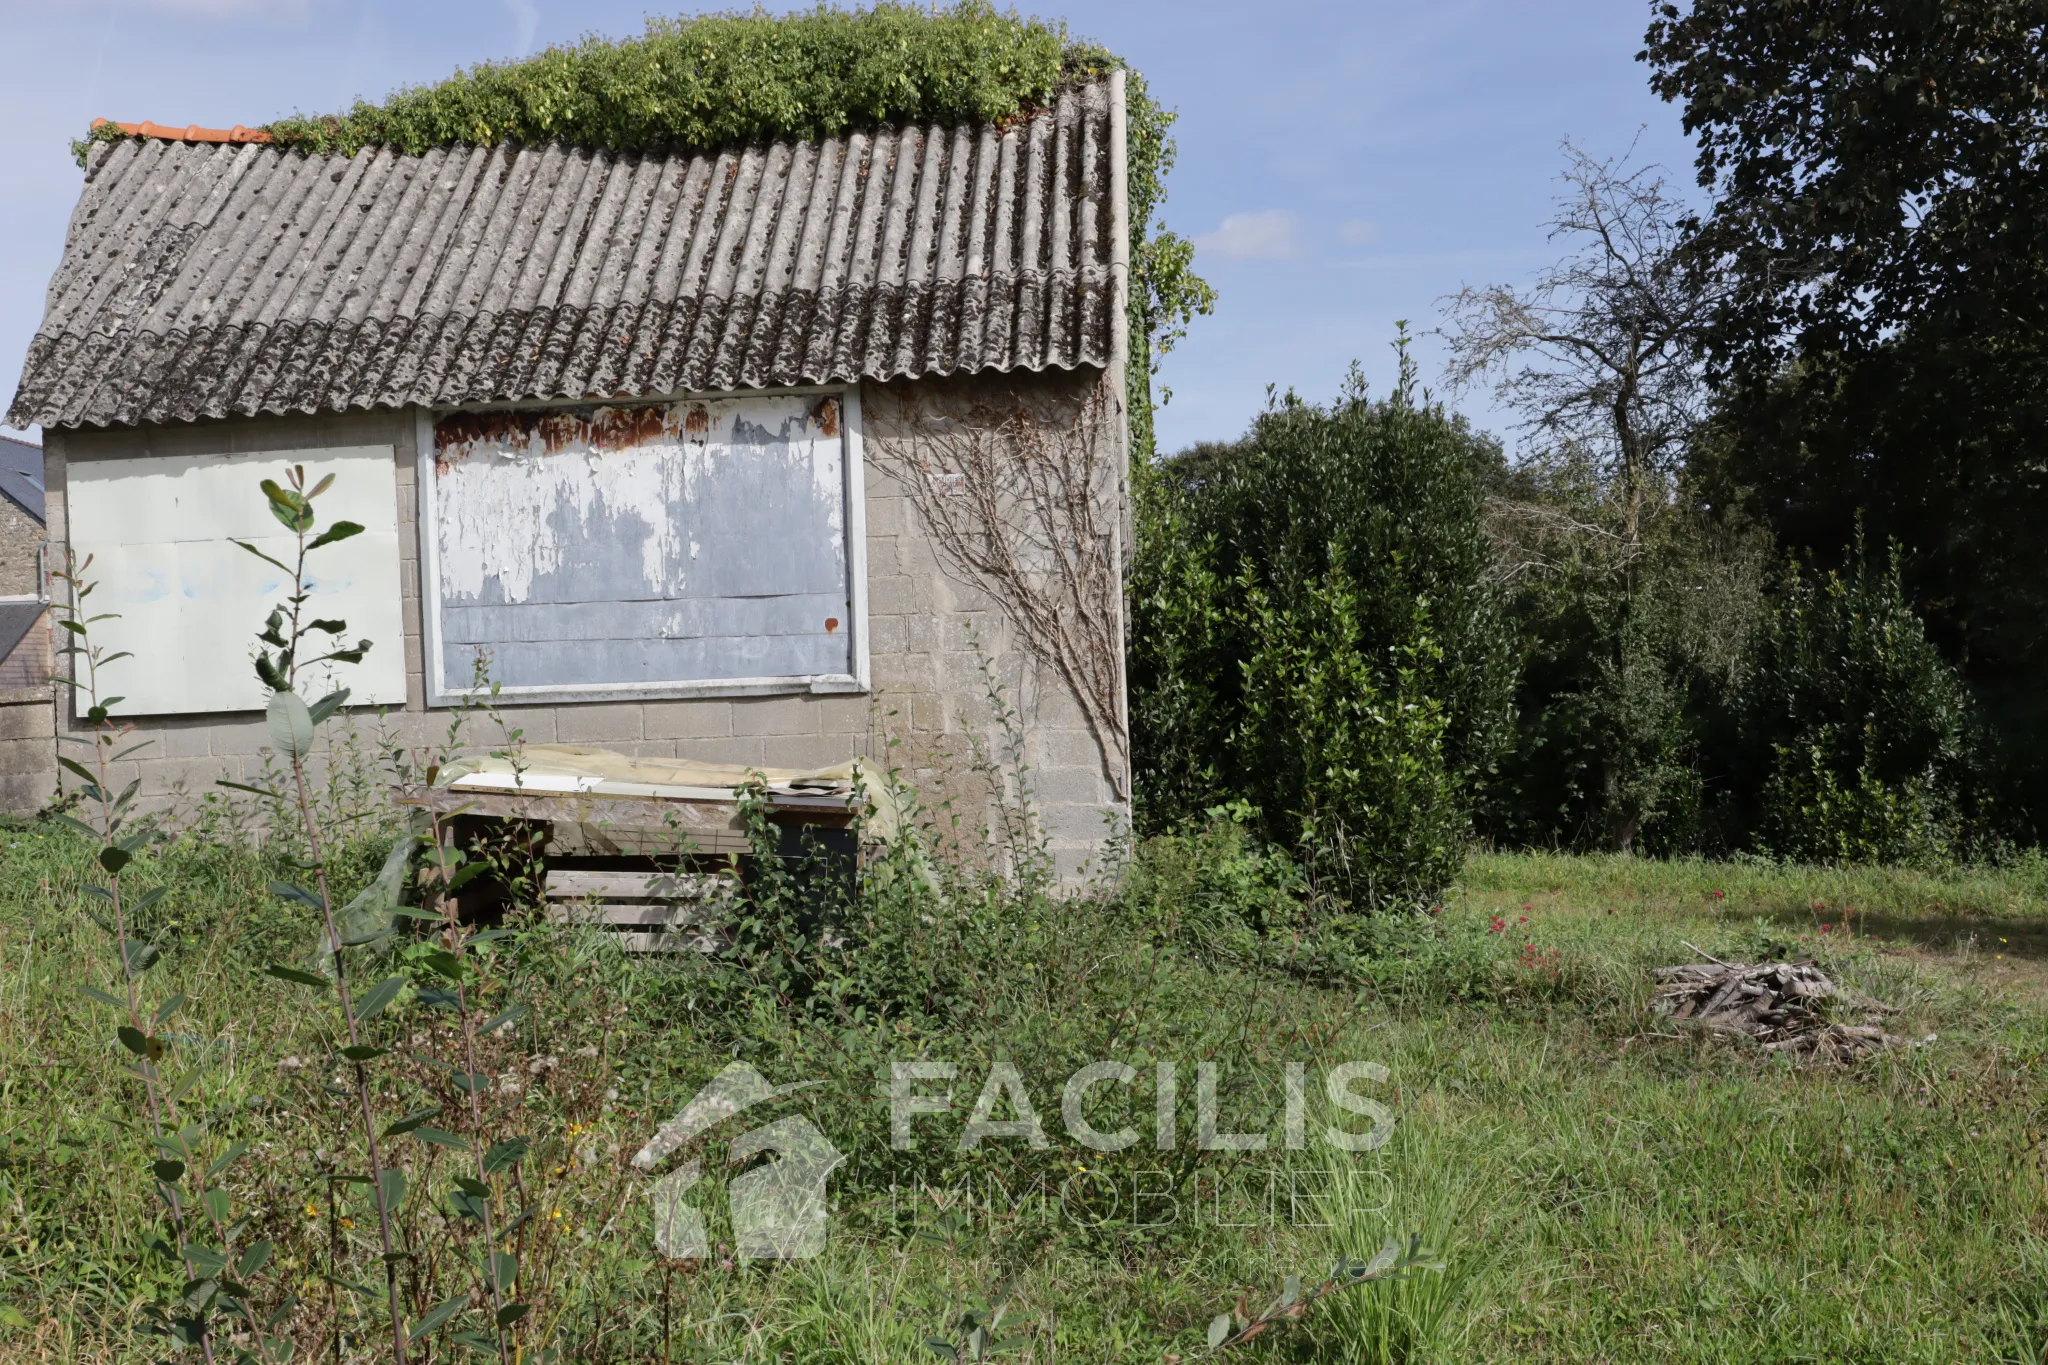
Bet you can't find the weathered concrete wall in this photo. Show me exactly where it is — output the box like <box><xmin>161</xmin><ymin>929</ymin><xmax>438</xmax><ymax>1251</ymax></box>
<box><xmin>858</xmin><ymin>368</ymin><xmax>1129</xmax><ymax>872</ymax></box>
<box><xmin>36</xmin><ymin>368</ymin><xmax>1127</xmax><ymax>878</ymax></box>
<box><xmin>0</xmin><ymin>679</ymin><xmax>54</xmax><ymax>815</ymax></box>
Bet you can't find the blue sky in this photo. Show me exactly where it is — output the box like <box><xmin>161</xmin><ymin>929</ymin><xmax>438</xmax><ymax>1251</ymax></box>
<box><xmin>0</xmin><ymin>0</ymin><xmax>1697</xmax><ymax>453</ymax></box>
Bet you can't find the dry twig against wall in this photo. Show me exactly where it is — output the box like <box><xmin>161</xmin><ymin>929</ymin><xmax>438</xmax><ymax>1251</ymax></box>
<box><xmin>879</xmin><ymin>383</ymin><xmax>1129</xmax><ymax>799</ymax></box>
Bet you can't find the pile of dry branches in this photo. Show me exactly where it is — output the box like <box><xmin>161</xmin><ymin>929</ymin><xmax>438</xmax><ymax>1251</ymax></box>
<box><xmin>1652</xmin><ymin>959</ymin><xmax>1902</xmax><ymax>1062</ymax></box>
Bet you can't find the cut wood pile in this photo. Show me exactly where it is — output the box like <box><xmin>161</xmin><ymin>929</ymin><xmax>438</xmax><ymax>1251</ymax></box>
<box><xmin>1652</xmin><ymin>959</ymin><xmax>1902</xmax><ymax>1062</ymax></box>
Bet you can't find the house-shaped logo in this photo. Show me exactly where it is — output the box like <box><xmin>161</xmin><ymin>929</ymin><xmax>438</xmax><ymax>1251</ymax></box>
<box><xmin>633</xmin><ymin>1062</ymin><xmax>843</xmax><ymax>1260</ymax></box>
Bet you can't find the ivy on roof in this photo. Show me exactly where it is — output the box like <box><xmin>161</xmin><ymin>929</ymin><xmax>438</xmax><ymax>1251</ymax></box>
<box><xmin>264</xmin><ymin>3</ymin><xmax>1072</xmax><ymax>158</ymax></box>
<box><xmin>73</xmin><ymin>2</ymin><xmax>1212</xmax><ymax>456</ymax></box>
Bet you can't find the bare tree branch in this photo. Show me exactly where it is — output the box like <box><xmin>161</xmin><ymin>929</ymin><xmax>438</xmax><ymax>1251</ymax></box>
<box><xmin>1441</xmin><ymin>140</ymin><xmax>1719</xmax><ymax>547</ymax></box>
<box><xmin>877</xmin><ymin>383</ymin><xmax>1130</xmax><ymax>800</ymax></box>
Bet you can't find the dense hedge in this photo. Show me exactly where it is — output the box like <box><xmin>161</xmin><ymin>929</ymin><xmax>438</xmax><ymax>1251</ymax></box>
<box><xmin>1743</xmin><ymin>544</ymin><xmax>1981</xmax><ymax>865</ymax></box>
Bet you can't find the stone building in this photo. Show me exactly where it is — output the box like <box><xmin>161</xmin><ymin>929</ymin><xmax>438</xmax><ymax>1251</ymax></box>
<box><xmin>4</xmin><ymin>76</ymin><xmax>1133</xmax><ymax>875</ymax></box>
<box><xmin>0</xmin><ymin>434</ymin><xmax>50</xmax><ymax>812</ymax></box>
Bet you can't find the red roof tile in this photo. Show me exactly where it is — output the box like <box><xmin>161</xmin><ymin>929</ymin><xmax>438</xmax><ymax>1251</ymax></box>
<box><xmin>92</xmin><ymin>118</ymin><xmax>272</xmax><ymax>145</ymax></box>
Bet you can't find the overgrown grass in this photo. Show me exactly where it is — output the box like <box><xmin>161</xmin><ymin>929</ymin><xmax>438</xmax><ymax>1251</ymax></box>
<box><xmin>2</xmin><ymin>820</ymin><xmax>2045</xmax><ymax>1362</ymax></box>
<box><xmin>1466</xmin><ymin>846</ymin><xmax>2048</xmax><ymax>923</ymax></box>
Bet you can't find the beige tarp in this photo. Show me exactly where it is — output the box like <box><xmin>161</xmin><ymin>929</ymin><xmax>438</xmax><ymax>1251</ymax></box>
<box><xmin>433</xmin><ymin>744</ymin><xmax>905</xmax><ymax>839</ymax></box>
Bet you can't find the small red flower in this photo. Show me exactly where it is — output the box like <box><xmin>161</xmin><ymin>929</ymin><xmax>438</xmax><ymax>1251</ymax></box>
<box><xmin>1517</xmin><ymin>915</ymin><xmax>1529</xmax><ymax>924</ymax></box>
<box><xmin>1709</xmin><ymin>889</ymin><xmax>1726</xmax><ymax>901</ymax></box>
<box><xmin>1488</xmin><ymin>914</ymin><xmax>1507</xmax><ymax>934</ymax></box>
<box><xmin>1819</xmin><ymin>923</ymin><xmax>1833</xmax><ymax>934</ymax></box>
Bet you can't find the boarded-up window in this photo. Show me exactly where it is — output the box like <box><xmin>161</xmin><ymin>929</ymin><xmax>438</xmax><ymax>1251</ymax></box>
<box><xmin>420</xmin><ymin>392</ymin><xmax>865</xmax><ymax>704</ymax></box>
<box><xmin>67</xmin><ymin>446</ymin><xmax>407</xmax><ymax>715</ymax></box>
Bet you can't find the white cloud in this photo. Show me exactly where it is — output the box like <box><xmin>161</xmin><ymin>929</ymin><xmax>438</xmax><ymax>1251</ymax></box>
<box><xmin>504</xmin><ymin>0</ymin><xmax>540</xmax><ymax>57</ymax></box>
<box><xmin>1195</xmin><ymin>210</ymin><xmax>1305</xmax><ymax>262</ymax></box>
<box><xmin>1339</xmin><ymin>218</ymin><xmax>1381</xmax><ymax>247</ymax></box>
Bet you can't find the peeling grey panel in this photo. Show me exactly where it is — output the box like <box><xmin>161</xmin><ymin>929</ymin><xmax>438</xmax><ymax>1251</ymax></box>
<box><xmin>10</xmin><ymin>78</ymin><xmax>1124</xmax><ymax>431</ymax></box>
<box><xmin>429</xmin><ymin>394</ymin><xmax>854</xmax><ymax>694</ymax></box>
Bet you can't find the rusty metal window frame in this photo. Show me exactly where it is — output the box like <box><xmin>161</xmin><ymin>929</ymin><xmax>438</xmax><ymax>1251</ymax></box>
<box><xmin>414</xmin><ymin>383</ymin><xmax>870</xmax><ymax>708</ymax></box>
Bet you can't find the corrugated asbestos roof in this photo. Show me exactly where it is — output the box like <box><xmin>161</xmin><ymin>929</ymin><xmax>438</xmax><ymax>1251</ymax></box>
<box><xmin>9</xmin><ymin>75</ymin><xmax>1125</xmax><ymax>430</ymax></box>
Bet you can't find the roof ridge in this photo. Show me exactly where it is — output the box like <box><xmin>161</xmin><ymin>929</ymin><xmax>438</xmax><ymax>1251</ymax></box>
<box><xmin>95</xmin><ymin>74</ymin><xmax>1114</xmax><ymax>165</ymax></box>
<box><xmin>92</xmin><ymin>119</ymin><xmax>272</xmax><ymax>146</ymax></box>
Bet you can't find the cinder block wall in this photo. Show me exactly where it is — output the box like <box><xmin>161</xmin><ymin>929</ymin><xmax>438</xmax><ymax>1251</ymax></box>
<box><xmin>38</xmin><ymin>368</ymin><xmax>1127</xmax><ymax>879</ymax></box>
<box><xmin>0</xmin><ymin>684</ymin><xmax>54</xmax><ymax>813</ymax></box>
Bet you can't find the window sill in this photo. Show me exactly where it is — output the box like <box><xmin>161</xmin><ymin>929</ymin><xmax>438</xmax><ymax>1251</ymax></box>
<box><xmin>425</xmin><ymin>674</ymin><xmax>869</xmax><ymax>709</ymax></box>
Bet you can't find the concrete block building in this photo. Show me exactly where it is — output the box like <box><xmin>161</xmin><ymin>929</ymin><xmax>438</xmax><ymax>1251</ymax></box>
<box><xmin>5</xmin><ymin>76</ymin><xmax>1133</xmax><ymax>875</ymax></box>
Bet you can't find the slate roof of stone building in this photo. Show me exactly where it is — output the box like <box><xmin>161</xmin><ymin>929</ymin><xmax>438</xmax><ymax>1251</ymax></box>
<box><xmin>0</xmin><ymin>602</ymin><xmax>41</xmax><ymax>663</ymax></box>
<box><xmin>8</xmin><ymin>74</ymin><xmax>1126</xmax><ymax>431</ymax></box>
<box><xmin>0</xmin><ymin>436</ymin><xmax>43</xmax><ymax>522</ymax></box>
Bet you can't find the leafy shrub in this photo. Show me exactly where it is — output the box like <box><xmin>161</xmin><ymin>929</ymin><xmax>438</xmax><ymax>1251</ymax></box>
<box><xmin>1745</xmin><ymin>542</ymin><xmax>1979</xmax><ymax>865</ymax></box>
<box><xmin>1476</xmin><ymin>472</ymin><xmax>1770</xmax><ymax>856</ymax></box>
<box><xmin>1235</xmin><ymin>565</ymin><xmax>1463</xmax><ymax>908</ymax></box>
<box><xmin>1117</xmin><ymin>809</ymin><xmax>1305</xmax><ymax>963</ymax></box>
<box><xmin>1130</xmin><ymin>343</ymin><xmax>1515</xmax><ymax>908</ymax></box>
<box><xmin>260</xmin><ymin>4</ymin><xmax>1073</xmax><ymax>158</ymax></box>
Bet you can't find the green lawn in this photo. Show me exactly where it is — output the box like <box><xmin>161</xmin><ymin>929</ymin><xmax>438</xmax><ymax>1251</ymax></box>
<box><xmin>1</xmin><ymin>823</ymin><xmax>2044</xmax><ymax>1363</ymax></box>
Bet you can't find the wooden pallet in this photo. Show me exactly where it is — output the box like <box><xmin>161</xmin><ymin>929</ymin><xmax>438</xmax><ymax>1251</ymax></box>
<box><xmin>400</xmin><ymin>783</ymin><xmax>857</xmax><ymax>945</ymax></box>
<box><xmin>543</xmin><ymin>867</ymin><xmax>736</xmax><ymax>953</ymax></box>
<box><xmin>400</xmin><ymin>785</ymin><xmax>857</xmax><ymax>860</ymax></box>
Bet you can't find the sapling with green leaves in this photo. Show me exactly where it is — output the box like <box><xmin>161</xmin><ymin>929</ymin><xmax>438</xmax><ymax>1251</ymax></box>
<box><xmin>52</xmin><ymin>553</ymin><xmax>292</xmax><ymax>1362</ymax></box>
<box><xmin>925</xmin><ymin>1275</ymin><xmax>1031</xmax><ymax>1363</ymax></box>
<box><xmin>224</xmin><ymin>466</ymin><xmax>420</xmax><ymax>1363</ymax></box>
<box><xmin>412</xmin><ymin>653</ymin><xmax>547</xmax><ymax>1361</ymax></box>
<box><xmin>406</xmin><ymin>801</ymin><xmax>536</xmax><ymax>1365</ymax></box>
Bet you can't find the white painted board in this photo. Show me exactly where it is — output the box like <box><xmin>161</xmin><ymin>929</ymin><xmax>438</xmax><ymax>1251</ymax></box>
<box><xmin>67</xmin><ymin>446</ymin><xmax>406</xmax><ymax>715</ymax></box>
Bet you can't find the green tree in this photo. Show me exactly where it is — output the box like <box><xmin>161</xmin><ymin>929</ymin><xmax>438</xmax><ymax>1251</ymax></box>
<box><xmin>1443</xmin><ymin>144</ymin><xmax>1759</xmax><ymax>852</ymax></box>
<box><xmin>1743</xmin><ymin>542</ymin><xmax>1979</xmax><ymax>865</ymax></box>
<box><xmin>1645</xmin><ymin>0</ymin><xmax>2048</xmax><ymax>837</ymax></box>
<box><xmin>1130</xmin><ymin>338</ymin><xmax>1514</xmax><ymax>907</ymax></box>
<box><xmin>1478</xmin><ymin>469</ymin><xmax>1767</xmax><ymax>854</ymax></box>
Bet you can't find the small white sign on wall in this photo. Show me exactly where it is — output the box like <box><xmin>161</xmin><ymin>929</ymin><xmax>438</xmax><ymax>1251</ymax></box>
<box><xmin>67</xmin><ymin>445</ymin><xmax>406</xmax><ymax>716</ymax></box>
